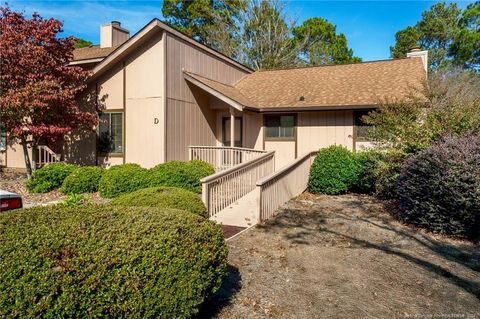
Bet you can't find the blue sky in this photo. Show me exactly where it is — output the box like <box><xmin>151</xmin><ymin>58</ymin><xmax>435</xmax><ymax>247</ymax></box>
<box><xmin>8</xmin><ymin>0</ymin><xmax>474</xmax><ymax>61</ymax></box>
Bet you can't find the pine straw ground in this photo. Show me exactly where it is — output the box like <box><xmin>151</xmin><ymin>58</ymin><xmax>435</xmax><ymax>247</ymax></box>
<box><xmin>200</xmin><ymin>194</ymin><xmax>480</xmax><ymax>319</ymax></box>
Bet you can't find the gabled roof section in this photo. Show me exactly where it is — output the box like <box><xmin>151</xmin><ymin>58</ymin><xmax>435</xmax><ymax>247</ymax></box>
<box><xmin>185</xmin><ymin>57</ymin><xmax>427</xmax><ymax>111</ymax></box>
<box><xmin>184</xmin><ymin>72</ymin><xmax>252</xmax><ymax>110</ymax></box>
<box><xmin>89</xmin><ymin>18</ymin><xmax>252</xmax><ymax>79</ymax></box>
<box><xmin>72</xmin><ymin>45</ymin><xmax>120</xmax><ymax>62</ymax></box>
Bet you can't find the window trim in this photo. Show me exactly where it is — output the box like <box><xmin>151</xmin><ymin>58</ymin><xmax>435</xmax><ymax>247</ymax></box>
<box><xmin>97</xmin><ymin>110</ymin><xmax>125</xmax><ymax>156</ymax></box>
<box><xmin>353</xmin><ymin>109</ymin><xmax>373</xmax><ymax>142</ymax></box>
<box><xmin>263</xmin><ymin>114</ymin><xmax>297</xmax><ymax>142</ymax></box>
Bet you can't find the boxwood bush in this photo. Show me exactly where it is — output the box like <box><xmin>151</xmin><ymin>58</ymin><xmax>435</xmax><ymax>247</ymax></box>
<box><xmin>397</xmin><ymin>135</ymin><xmax>480</xmax><ymax>240</ymax></box>
<box><xmin>149</xmin><ymin>160</ymin><xmax>214</xmax><ymax>193</ymax></box>
<box><xmin>61</xmin><ymin>166</ymin><xmax>104</xmax><ymax>194</ymax></box>
<box><xmin>352</xmin><ymin>150</ymin><xmax>385</xmax><ymax>194</ymax></box>
<box><xmin>98</xmin><ymin>163</ymin><xmax>149</xmax><ymax>198</ymax></box>
<box><xmin>0</xmin><ymin>205</ymin><xmax>227</xmax><ymax>318</ymax></box>
<box><xmin>308</xmin><ymin>145</ymin><xmax>358</xmax><ymax>195</ymax></box>
<box><xmin>111</xmin><ymin>187</ymin><xmax>207</xmax><ymax>218</ymax></box>
<box><xmin>26</xmin><ymin>163</ymin><xmax>76</xmax><ymax>193</ymax></box>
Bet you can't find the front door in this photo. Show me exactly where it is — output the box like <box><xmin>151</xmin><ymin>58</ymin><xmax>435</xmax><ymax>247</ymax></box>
<box><xmin>222</xmin><ymin>117</ymin><xmax>242</xmax><ymax>147</ymax></box>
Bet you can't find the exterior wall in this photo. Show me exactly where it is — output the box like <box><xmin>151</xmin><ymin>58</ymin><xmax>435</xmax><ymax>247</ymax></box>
<box><xmin>3</xmin><ymin>141</ymin><xmax>32</xmax><ymax>169</ymax></box>
<box><xmin>94</xmin><ymin>32</ymin><xmax>165</xmax><ymax>168</ymax></box>
<box><xmin>243</xmin><ymin>111</ymin><xmax>263</xmax><ymax>150</ymax></box>
<box><xmin>264</xmin><ymin>141</ymin><xmax>295</xmax><ymax>169</ymax></box>
<box><xmin>124</xmin><ymin>32</ymin><xmax>164</xmax><ymax>168</ymax></box>
<box><xmin>164</xmin><ymin>33</ymin><xmax>250</xmax><ymax>161</ymax></box>
<box><xmin>297</xmin><ymin>111</ymin><xmax>354</xmax><ymax>154</ymax></box>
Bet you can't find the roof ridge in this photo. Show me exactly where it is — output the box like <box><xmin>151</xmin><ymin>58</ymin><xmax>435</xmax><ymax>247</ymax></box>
<box><xmin>183</xmin><ymin>71</ymin><xmax>236</xmax><ymax>88</ymax></box>
<box><xmin>254</xmin><ymin>57</ymin><xmax>415</xmax><ymax>73</ymax></box>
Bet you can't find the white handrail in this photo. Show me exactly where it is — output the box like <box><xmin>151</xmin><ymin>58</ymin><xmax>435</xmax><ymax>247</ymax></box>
<box><xmin>35</xmin><ymin>145</ymin><xmax>61</xmax><ymax>168</ymax></box>
<box><xmin>201</xmin><ymin>151</ymin><xmax>275</xmax><ymax>217</ymax></box>
<box><xmin>189</xmin><ymin>145</ymin><xmax>267</xmax><ymax>171</ymax></box>
<box><xmin>255</xmin><ymin>151</ymin><xmax>317</xmax><ymax>222</ymax></box>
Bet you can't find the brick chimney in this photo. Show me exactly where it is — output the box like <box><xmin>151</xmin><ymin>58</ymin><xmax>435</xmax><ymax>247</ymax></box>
<box><xmin>407</xmin><ymin>47</ymin><xmax>428</xmax><ymax>73</ymax></box>
<box><xmin>100</xmin><ymin>21</ymin><xmax>130</xmax><ymax>48</ymax></box>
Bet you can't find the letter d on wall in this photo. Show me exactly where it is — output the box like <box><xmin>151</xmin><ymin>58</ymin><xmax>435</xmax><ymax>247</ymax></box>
<box><xmin>154</xmin><ymin>118</ymin><xmax>159</xmax><ymax>124</ymax></box>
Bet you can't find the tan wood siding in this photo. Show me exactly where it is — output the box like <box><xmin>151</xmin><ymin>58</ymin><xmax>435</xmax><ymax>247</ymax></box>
<box><xmin>165</xmin><ymin>33</ymin><xmax>250</xmax><ymax>161</ymax></box>
<box><xmin>297</xmin><ymin>111</ymin><xmax>354</xmax><ymax>153</ymax></box>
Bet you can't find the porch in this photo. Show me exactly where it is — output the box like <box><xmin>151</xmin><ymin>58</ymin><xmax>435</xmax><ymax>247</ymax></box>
<box><xmin>190</xmin><ymin>145</ymin><xmax>317</xmax><ymax>228</ymax></box>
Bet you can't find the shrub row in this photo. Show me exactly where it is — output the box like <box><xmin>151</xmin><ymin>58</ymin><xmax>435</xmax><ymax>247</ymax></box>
<box><xmin>27</xmin><ymin>160</ymin><xmax>215</xmax><ymax>198</ymax></box>
<box><xmin>27</xmin><ymin>163</ymin><xmax>76</xmax><ymax>193</ymax></box>
<box><xmin>0</xmin><ymin>204</ymin><xmax>227</xmax><ymax>318</ymax></box>
<box><xmin>308</xmin><ymin>145</ymin><xmax>388</xmax><ymax>195</ymax></box>
<box><xmin>111</xmin><ymin>187</ymin><xmax>207</xmax><ymax>218</ymax></box>
<box><xmin>99</xmin><ymin>160</ymin><xmax>214</xmax><ymax>198</ymax></box>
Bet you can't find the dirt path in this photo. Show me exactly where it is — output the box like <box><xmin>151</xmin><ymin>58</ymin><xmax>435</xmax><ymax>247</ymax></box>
<box><xmin>200</xmin><ymin>194</ymin><xmax>480</xmax><ymax>319</ymax></box>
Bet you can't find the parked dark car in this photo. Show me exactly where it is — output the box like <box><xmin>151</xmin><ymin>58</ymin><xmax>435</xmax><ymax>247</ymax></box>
<box><xmin>0</xmin><ymin>190</ymin><xmax>23</xmax><ymax>212</ymax></box>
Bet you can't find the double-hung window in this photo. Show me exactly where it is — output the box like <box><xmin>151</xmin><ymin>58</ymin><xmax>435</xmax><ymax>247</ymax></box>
<box><xmin>265</xmin><ymin>115</ymin><xmax>296</xmax><ymax>140</ymax></box>
<box><xmin>98</xmin><ymin>112</ymin><xmax>123</xmax><ymax>154</ymax></box>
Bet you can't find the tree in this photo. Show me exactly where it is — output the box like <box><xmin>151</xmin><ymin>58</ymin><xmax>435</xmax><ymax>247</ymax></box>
<box><xmin>162</xmin><ymin>0</ymin><xmax>245</xmax><ymax>57</ymax></box>
<box><xmin>389</xmin><ymin>2</ymin><xmax>479</xmax><ymax>70</ymax></box>
<box><xmin>390</xmin><ymin>26</ymin><xmax>420</xmax><ymax>59</ymax></box>
<box><xmin>239</xmin><ymin>0</ymin><xmax>302</xmax><ymax>70</ymax></box>
<box><xmin>293</xmin><ymin>17</ymin><xmax>361</xmax><ymax>65</ymax></box>
<box><xmin>74</xmin><ymin>38</ymin><xmax>93</xmax><ymax>48</ymax></box>
<box><xmin>450</xmin><ymin>1</ymin><xmax>480</xmax><ymax>70</ymax></box>
<box><xmin>363</xmin><ymin>69</ymin><xmax>480</xmax><ymax>154</ymax></box>
<box><xmin>0</xmin><ymin>6</ymin><xmax>97</xmax><ymax>175</ymax></box>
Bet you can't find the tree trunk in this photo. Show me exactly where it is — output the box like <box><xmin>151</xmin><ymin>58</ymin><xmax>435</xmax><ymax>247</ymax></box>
<box><xmin>20</xmin><ymin>138</ymin><xmax>33</xmax><ymax>177</ymax></box>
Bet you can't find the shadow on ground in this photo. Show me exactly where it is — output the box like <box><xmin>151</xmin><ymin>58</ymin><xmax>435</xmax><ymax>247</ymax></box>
<box><xmin>195</xmin><ymin>265</ymin><xmax>242</xmax><ymax>318</ymax></box>
<box><xmin>265</xmin><ymin>194</ymin><xmax>480</xmax><ymax>300</ymax></box>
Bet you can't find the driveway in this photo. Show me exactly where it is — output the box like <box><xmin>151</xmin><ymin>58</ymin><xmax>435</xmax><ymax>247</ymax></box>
<box><xmin>200</xmin><ymin>194</ymin><xmax>480</xmax><ymax>319</ymax></box>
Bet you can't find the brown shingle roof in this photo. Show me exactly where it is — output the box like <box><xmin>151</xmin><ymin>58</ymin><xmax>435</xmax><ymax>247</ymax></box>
<box><xmin>72</xmin><ymin>45</ymin><xmax>120</xmax><ymax>61</ymax></box>
<box><xmin>186</xmin><ymin>58</ymin><xmax>426</xmax><ymax>110</ymax></box>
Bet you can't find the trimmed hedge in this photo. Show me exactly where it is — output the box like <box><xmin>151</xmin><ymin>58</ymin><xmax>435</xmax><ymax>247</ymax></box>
<box><xmin>352</xmin><ymin>150</ymin><xmax>385</xmax><ymax>194</ymax></box>
<box><xmin>0</xmin><ymin>205</ymin><xmax>227</xmax><ymax>318</ymax></box>
<box><xmin>26</xmin><ymin>163</ymin><xmax>76</xmax><ymax>193</ymax></box>
<box><xmin>149</xmin><ymin>160</ymin><xmax>214</xmax><ymax>193</ymax></box>
<box><xmin>98</xmin><ymin>164</ymin><xmax>149</xmax><ymax>198</ymax></box>
<box><xmin>397</xmin><ymin>135</ymin><xmax>480</xmax><ymax>240</ymax></box>
<box><xmin>111</xmin><ymin>187</ymin><xmax>207</xmax><ymax>218</ymax></box>
<box><xmin>61</xmin><ymin>166</ymin><xmax>104</xmax><ymax>194</ymax></box>
<box><xmin>308</xmin><ymin>145</ymin><xmax>358</xmax><ymax>195</ymax></box>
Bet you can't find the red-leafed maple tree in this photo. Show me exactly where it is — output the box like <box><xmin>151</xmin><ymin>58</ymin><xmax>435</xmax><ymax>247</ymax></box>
<box><xmin>0</xmin><ymin>6</ymin><xmax>97</xmax><ymax>175</ymax></box>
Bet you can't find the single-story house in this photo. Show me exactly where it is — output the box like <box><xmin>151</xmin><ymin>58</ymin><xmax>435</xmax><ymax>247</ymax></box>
<box><xmin>0</xmin><ymin>18</ymin><xmax>427</xmax><ymax>170</ymax></box>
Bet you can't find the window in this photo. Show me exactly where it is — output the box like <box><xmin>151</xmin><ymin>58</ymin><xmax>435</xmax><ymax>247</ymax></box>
<box><xmin>354</xmin><ymin>110</ymin><xmax>372</xmax><ymax>141</ymax></box>
<box><xmin>265</xmin><ymin>115</ymin><xmax>295</xmax><ymax>140</ymax></box>
<box><xmin>98</xmin><ymin>112</ymin><xmax>123</xmax><ymax>154</ymax></box>
<box><xmin>0</xmin><ymin>123</ymin><xmax>6</xmax><ymax>151</ymax></box>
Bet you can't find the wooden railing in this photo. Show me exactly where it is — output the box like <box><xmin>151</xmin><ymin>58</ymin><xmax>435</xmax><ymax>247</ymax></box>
<box><xmin>255</xmin><ymin>151</ymin><xmax>317</xmax><ymax>222</ymax></box>
<box><xmin>34</xmin><ymin>145</ymin><xmax>61</xmax><ymax>168</ymax></box>
<box><xmin>189</xmin><ymin>146</ymin><xmax>267</xmax><ymax>171</ymax></box>
<box><xmin>200</xmin><ymin>151</ymin><xmax>275</xmax><ymax>217</ymax></box>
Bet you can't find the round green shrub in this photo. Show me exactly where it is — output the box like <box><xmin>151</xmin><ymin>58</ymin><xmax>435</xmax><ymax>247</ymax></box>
<box><xmin>397</xmin><ymin>135</ymin><xmax>480</xmax><ymax>240</ymax></box>
<box><xmin>308</xmin><ymin>145</ymin><xmax>358</xmax><ymax>195</ymax></box>
<box><xmin>148</xmin><ymin>160</ymin><xmax>214</xmax><ymax>193</ymax></box>
<box><xmin>111</xmin><ymin>187</ymin><xmax>207</xmax><ymax>218</ymax></box>
<box><xmin>0</xmin><ymin>205</ymin><xmax>227</xmax><ymax>318</ymax></box>
<box><xmin>60</xmin><ymin>166</ymin><xmax>104</xmax><ymax>194</ymax></box>
<box><xmin>26</xmin><ymin>163</ymin><xmax>76</xmax><ymax>193</ymax></box>
<box><xmin>98</xmin><ymin>163</ymin><xmax>149</xmax><ymax>198</ymax></box>
<box><xmin>352</xmin><ymin>150</ymin><xmax>386</xmax><ymax>194</ymax></box>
